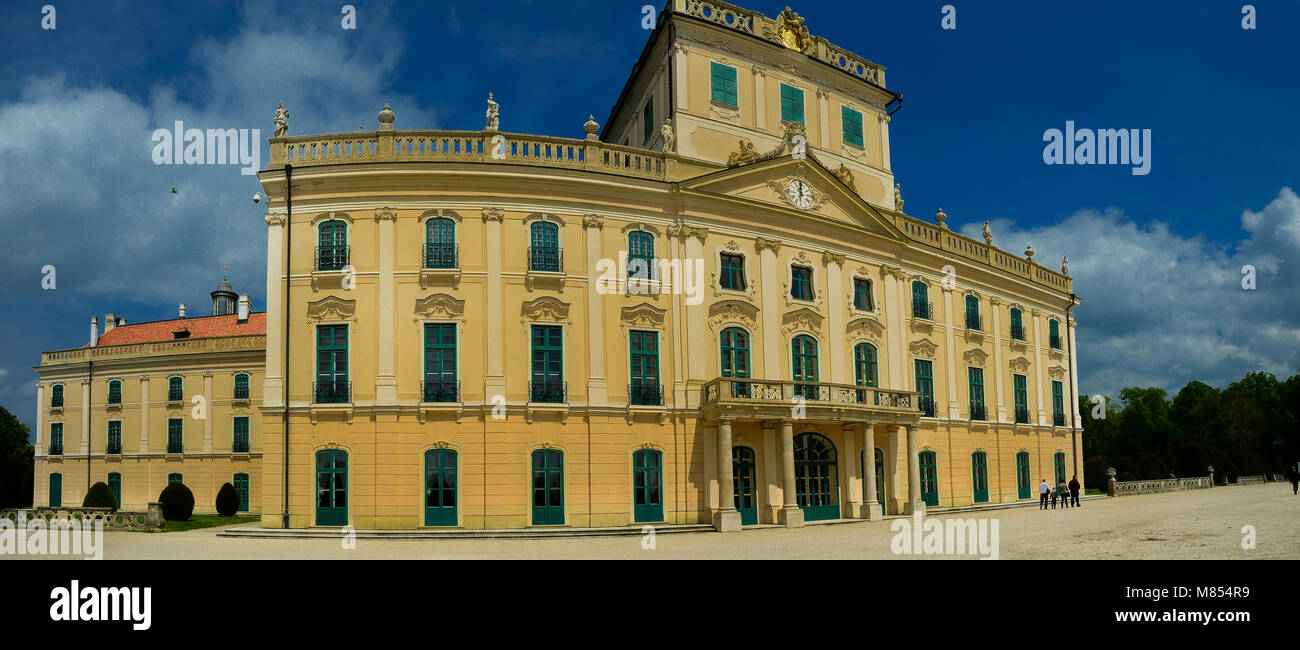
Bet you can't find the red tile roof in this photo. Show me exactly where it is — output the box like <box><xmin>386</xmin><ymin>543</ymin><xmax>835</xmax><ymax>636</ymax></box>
<box><xmin>90</xmin><ymin>313</ymin><xmax>266</xmax><ymax>347</ymax></box>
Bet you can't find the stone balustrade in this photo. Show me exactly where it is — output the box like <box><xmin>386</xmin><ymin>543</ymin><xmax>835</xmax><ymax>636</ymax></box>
<box><xmin>40</xmin><ymin>334</ymin><xmax>265</xmax><ymax>366</ymax></box>
<box><xmin>1112</xmin><ymin>476</ymin><xmax>1213</xmax><ymax>496</ymax></box>
<box><xmin>1</xmin><ymin>503</ymin><xmax>164</xmax><ymax>530</ymax></box>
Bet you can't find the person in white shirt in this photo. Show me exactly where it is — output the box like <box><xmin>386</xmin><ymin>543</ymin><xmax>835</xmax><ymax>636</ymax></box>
<box><xmin>1038</xmin><ymin>479</ymin><xmax>1050</xmax><ymax>510</ymax></box>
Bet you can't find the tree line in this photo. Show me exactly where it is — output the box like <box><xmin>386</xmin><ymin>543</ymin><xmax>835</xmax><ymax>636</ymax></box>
<box><xmin>1079</xmin><ymin>370</ymin><xmax>1300</xmax><ymax>491</ymax></box>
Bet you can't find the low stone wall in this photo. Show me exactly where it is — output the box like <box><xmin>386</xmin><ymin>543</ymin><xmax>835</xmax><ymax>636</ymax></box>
<box><xmin>1112</xmin><ymin>476</ymin><xmax>1213</xmax><ymax>496</ymax></box>
<box><xmin>1234</xmin><ymin>475</ymin><xmax>1267</xmax><ymax>485</ymax></box>
<box><xmin>1</xmin><ymin>504</ymin><xmax>164</xmax><ymax>530</ymax></box>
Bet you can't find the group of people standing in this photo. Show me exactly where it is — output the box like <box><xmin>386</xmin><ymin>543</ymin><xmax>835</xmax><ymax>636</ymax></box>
<box><xmin>1039</xmin><ymin>475</ymin><xmax>1081</xmax><ymax>509</ymax></box>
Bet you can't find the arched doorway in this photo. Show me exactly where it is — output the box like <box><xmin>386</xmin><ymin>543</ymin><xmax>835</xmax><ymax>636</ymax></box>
<box><xmin>1016</xmin><ymin>451</ymin><xmax>1032</xmax><ymax>499</ymax></box>
<box><xmin>919</xmin><ymin>450</ymin><xmax>939</xmax><ymax>507</ymax></box>
<box><xmin>971</xmin><ymin>451</ymin><xmax>989</xmax><ymax>503</ymax></box>
<box><xmin>633</xmin><ymin>449</ymin><xmax>663</xmax><ymax>523</ymax></box>
<box><xmin>315</xmin><ymin>449</ymin><xmax>348</xmax><ymax>526</ymax></box>
<box><xmin>425</xmin><ymin>449</ymin><xmax>458</xmax><ymax>526</ymax></box>
<box><xmin>794</xmin><ymin>432</ymin><xmax>839</xmax><ymax>521</ymax></box>
<box><xmin>532</xmin><ymin>449</ymin><xmax>564</xmax><ymax>525</ymax></box>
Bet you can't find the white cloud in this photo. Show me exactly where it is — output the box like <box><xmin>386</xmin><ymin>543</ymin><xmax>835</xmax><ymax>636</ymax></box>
<box><xmin>959</xmin><ymin>188</ymin><xmax>1300</xmax><ymax>398</ymax></box>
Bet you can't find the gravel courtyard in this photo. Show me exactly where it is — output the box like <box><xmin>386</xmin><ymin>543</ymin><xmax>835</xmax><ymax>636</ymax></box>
<box><xmin>11</xmin><ymin>483</ymin><xmax>1297</xmax><ymax>560</ymax></box>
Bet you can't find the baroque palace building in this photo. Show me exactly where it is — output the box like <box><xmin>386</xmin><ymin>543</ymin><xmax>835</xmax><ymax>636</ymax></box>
<box><xmin>33</xmin><ymin>278</ymin><xmax>266</xmax><ymax>514</ymax></box>
<box><xmin>32</xmin><ymin>0</ymin><xmax>1082</xmax><ymax>531</ymax></box>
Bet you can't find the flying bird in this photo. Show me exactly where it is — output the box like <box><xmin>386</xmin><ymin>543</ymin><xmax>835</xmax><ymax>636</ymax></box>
<box><xmin>171</xmin><ymin>187</ymin><xmax>178</xmax><ymax>195</ymax></box>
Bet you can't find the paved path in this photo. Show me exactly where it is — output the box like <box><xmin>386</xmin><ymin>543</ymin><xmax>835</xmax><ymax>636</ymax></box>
<box><xmin>10</xmin><ymin>483</ymin><xmax>1298</xmax><ymax>559</ymax></box>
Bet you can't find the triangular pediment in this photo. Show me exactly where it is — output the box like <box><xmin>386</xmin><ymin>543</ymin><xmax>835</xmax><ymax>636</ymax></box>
<box><xmin>678</xmin><ymin>156</ymin><xmax>909</xmax><ymax>245</ymax></box>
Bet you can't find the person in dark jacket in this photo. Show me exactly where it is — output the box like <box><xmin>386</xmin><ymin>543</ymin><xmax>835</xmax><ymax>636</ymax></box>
<box><xmin>1069</xmin><ymin>475</ymin><xmax>1081</xmax><ymax>507</ymax></box>
<box><xmin>1039</xmin><ymin>479</ymin><xmax>1050</xmax><ymax>509</ymax></box>
<box><xmin>1288</xmin><ymin>466</ymin><xmax>1299</xmax><ymax>495</ymax></box>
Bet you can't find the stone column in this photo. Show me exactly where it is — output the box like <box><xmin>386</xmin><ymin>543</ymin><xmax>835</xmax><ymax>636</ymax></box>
<box><xmin>881</xmin><ymin>268</ymin><xmax>904</xmax><ymax>389</ymax></box>
<box><xmin>703</xmin><ymin>424</ymin><xmax>718</xmax><ymax>511</ymax></box>
<box><xmin>1068</xmin><ymin>313</ymin><xmax>1082</xmax><ymax>425</ymax></box>
<box><xmin>904</xmin><ymin>424</ymin><xmax>925</xmax><ymax>515</ymax></box>
<box><xmin>843</xmin><ymin>422</ymin><xmax>859</xmax><ymax>517</ymax></box>
<box><xmin>1031</xmin><ymin>309</ymin><xmax>1046</xmax><ymax>426</ymax></box>
<box><xmin>816</xmin><ymin>88</ymin><xmax>830</xmax><ymax>148</ymax></box>
<box><xmin>34</xmin><ymin>383</ymin><xmax>44</xmax><ymax>456</ymax></box>
<box><xmin>482</xmin><ymin>208</ymin><xmax>506</xmax><ymax>400</ymax></box>
<box><xmin>756</xmin><ymin>239</ymin><xmax>782</xmax><ymax>380</ymax></box>
<box><xmin>989</xmin><ymin>297</ymin><xmax>1006</xmax><ymax>423</ymax></box>
<box><xmin>762</xmin><ymin>421</ymin><xmax>779</xmax><ymax>523</ymax></box>
<box><xmin>752</xmin><ymin>67</ymin><xmax>766</xmax><ymax>130</ymax></box>
<box><xmin>80</xmin><ymin>379</ymin><xmax>90</xmax><ymax>454</ymax></box>
<box><xmin>672</xmin><ymin>44</ymin><xmax>689</xmax><ymax>114</ymax></box>
<box><xmin>713</xmin><ymin>419</ymin><xmax>741</xmax><ymax>532</ymax></box>
<box><xmin>862</xmin><ymin>423</ymin><xmax>882</xmax><ymax>520</ymax></box>
<box><xmin>375</xmin><ymin>207</ymin><xmax>398</xmax><ymax>404</ymax></box>
<box><xmin>824</xmin><ymin>252</ymin><xmax>847</xmax><ymax>384</ymax></box>
<box><xmin>943</xmin><ymin>286</ymin><xmax>959</xmax><ymax>418</ymax></box>
<box><xmin>878</xmin><ymin>113</ymin><xmax>892</xmax><ymax>172</ymax></box>
<box><xmin>583</xmin><ymin>215</ymin><xmax>608</xmax><ymax>404</ymax></box>
<box><xmin>263</xmin><ymin>211</ymin><xmax>286</xmax><ymax>408</ymax></box>
<box><xmin>202</xmin><ymin>372</ymin><xmax>213</xmax><ymax>453</ymax></box>
<box><xmin>777</xmin><ymin>420</ymin><xmax>804</xmax><ymax>527</ymax></box>
<box><xmin>139</xmin><ymin>376</ymin><xmax>150</xmax><ymax>452</ymax></box>
<box><xmin>681</xmin><ymin>226</ymin><xmax>708</xmax><ymax>398</ymax></box>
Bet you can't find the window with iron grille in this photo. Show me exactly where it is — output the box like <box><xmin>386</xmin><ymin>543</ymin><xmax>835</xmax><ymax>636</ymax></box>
<box><xmin>968</xmin><ymin>367</ymin><xmax>986</xmax><ymax>421</ymax></box>
<box><xmin>167</xmin><ymin>418</ymin><xmax>183</xmax><ymax>453</ymax></box>
<box><xmin>168</xmin><ymin>376</ymin><xmax>183</xmax><ymax>401</ymax></box>
<box><xmin>233</xmin><ymin>416</ymin><xmax>249</xmax><ymax>453</ymax></box>
<box><xmin>107</xmin><ymin>380</ymin><xmax>122</xmax><ymax>404</ymax></box>
<box><xmin>1013</xmin><ymin>374</ymin><xmax>1030</xmax><ymax>423</ymax></box>
<box><xmin>107</xmin><ymin>420</ymin><xmax>121</xmax><ymax>454</ymax></box>
<box><xmin>915</xmin><ymin>359</ymin><xmax>935</xmax><ymax>416</ymax></box>
<box><xmin>234</xmin><ymin>374</ymin><xmax>250</xmax><ymax>400</ymax></box>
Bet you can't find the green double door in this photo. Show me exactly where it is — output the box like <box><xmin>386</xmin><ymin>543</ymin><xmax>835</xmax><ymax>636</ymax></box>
<box><xmin>732</xmin><ymin>447</ymin><xmax>757</xmax><ymax>525</ymax></box>
<box><xmin>794</xmin><ymin>433</ymin><xmax>839</xmax><ymax>521</ymax></box>
<box><xmin>49</xmin><ymin>473</ymin><xmax>62</xmax><ymax>508</ymax></box>
<box><xmin>633</xmin><ymin>450</ymin><xmax>663</xmax><ymax>523</ymax></box>
<box><xmin>425</xmin><ymin>449</ymin><xmax>458</xmax><ymax>526</ymax></box>
<box><xmin>315</xmin><ymin>450</ymin><xmax>348</xmax><ymax>526</ymax></box>
<box><xmin>919</xmin><ymin>450</ymin><xmax>939</xmax><ymax>507</ymax></box>
<box><xmin>971</xmin><ymin>452</ymin><xmax>989</xmax><ymax>503</ymax></box>
<box><xmin>1016</xmin><ymin>452</ymin><xmax>1032</xmax><ymax>499</ymax></box>
<box><xmin>532</xmin><ymin>450</ymin><xmax>564</xmax><ymax>525</ymax></box>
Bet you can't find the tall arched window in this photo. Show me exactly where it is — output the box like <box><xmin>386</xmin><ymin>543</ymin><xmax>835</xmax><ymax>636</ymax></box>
<box><xmin>107</xmin><ymin>380</ymin><xmax>122</xmax><ymax>405</ymax></box>
<box><xmin>853</xmin><ymin>342</ymin><xmax>878</xmax><ymax>389</ymax></box>
<box><xmin>632</xmin><ymin>449</ymin><xmax>663</xmax><ymax>523</ymax></box>
<box><xmin>317</xmin><ymin>220</ymin><xmax>348</xmax><ymax>271</ymax></box>
<box><xmin>233</xmin><ymin>374</ymin><xmax>250</xmax><ymax>400</ymax></box>
<box><xmin>911</xmin><ymin>280</ymin><xmax>930</xmax><ymax>319</ymax></box>
<box><xmin>1016</xmin><ymin>451</ymin><xmax>1032</xmax><ymax>499</ymax></box>
<box><xmin>168</xmin><ymin>376</ymin><xmax>183</xmax><ymax>401</ymax></box>
<box><xmin>964</xmin><ymin>294</ymin><xmax>981</xmax><ymax>330</ymax></box>
<box><xmin>971</xmin><ymin>451</ymin><xmax>989</xmax><ymax>503</ymax></box>
<box><xmin>529</xmin><ymin>221</ymin><xmax>561</xmax><ymax>271</ymax></box>
<box><xmin>1009</xmin><ymin>307</ymin><xmax>1025</xmax><ymax>340</ymax></box>
<box><xmin>791</xmin><ymin>335</ymin><xmax>819</xmax><ymax>399</ymax></box>
<box><xmin>1049</xmin><ymin>318</ymin><xmax>1062</xmax><ymax>349</ymax></box>
<box><xmin>627</xmin><ymin>231</ymin><xmax>655</xmax><ymax>280</ymax></box>
<box><xmin>50</xmin><ymin>384</ymin><xmax>64</xmax><ymax>408</ymax></box>
<box><xmin>425</xmin><ymin>217</ymin><xmax>457</xmax><ymax>268</ymax></box>
<box><xmin>720</xmin><ymin>327</ymin><xmax>750</xmax><ymax>397</ymax></box>
<box><xmin>1054</xmin><ymin>451</ymin><xmax>1067</xmax><ymax>486</ymax></box>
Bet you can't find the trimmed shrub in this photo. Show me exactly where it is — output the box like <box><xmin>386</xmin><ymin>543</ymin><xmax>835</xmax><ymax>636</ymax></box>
<box><xmin>158</xmin><ymin>483</ymin><xmax>195</xmax><ymax>521</ymax></box>
<box><xmin>1178</xmin><ymin>441</ymin><xmax>1213</xmax><ymax>478</ymax></box>
<box><xmin>1119</xmin><ymin>471</ymin><xmax>1137</xmax><ymax>482</ymax></box>
<box><xmin>215</xmin><ymin>482</ymin><xmax>239</xmax><ymax>517</ymax></box>
<box><xmin>1138</xmin><ymin>453</ymin><xmax>1170</xmax><ymax>480</ymax></box>
<box><xmin>1211</xmin><ymin>448</ymin><xmax>1238</xmax><ymax>482</ymax></box>
<box><xmin>1084</xmin><ymin>457</ymin><xmax>1109</xmax><ymax>491</ymax></box>
<box><xmin>1115</xmin><ymin>457</ymin><xmax>1140</xmax><ymax>482</ymax></box>
<box><xmin>83</xmin><ymin>481</ymin><xmax>116</xmax><ymax>511</ymax></box>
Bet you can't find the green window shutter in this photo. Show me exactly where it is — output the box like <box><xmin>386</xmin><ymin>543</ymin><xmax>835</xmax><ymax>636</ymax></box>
<box><xmin>51</xmin><ymin>384</ymin><xmax>63</xmax><ymax>407</ymax></box>
<box><xmin>423</xmin><ymin>323</ymin><xmax>458</xmax><ymax>402</ymax></box>
<box><xmin>108</xmin><ymin>380</ymin><xmax>121</xmax><ymax>404</ymax></box>
<box><xmin>234</xmin><ymin>473</ymin><xmax>250</xmax><ymax>512</ymax></box>
<box><xmin>720</xmin><ymin>327</ymin><xmax>750</xmax><ymax>379</ymax></box>
<box><xmin>629</xmin><ymin>330</ymin><xmax>661</xmax><ymax>405</ymax></box>
<box><xmin>841</xmin><ymin>106</ymin><xmax>863</xmax><ymax>147</ymax></box>
<box><xmin>854</xmin><ymin>343</ymin><xmax>877</xmax><ymax>387</ymax></box>
<box><xmin>50</xmin><ymin>423</ymin><xmax>63</xmax><ymax>454</ymax></box>
<box><xmin>233</xmin><ymin>417</ymin><xmax>250</xmax><ymax>452</ymax></box>
<box><xmin>710</xmin><ymin>62</ymin><xmax>738</xmax><ymax>107</ymax></box>
<box><xmin>168</xmin><ymin>376</ymin><xmax>183</xmax><ymax>401</ymax></box>
<box><xmin>780</xmin><ymin>84</ymin><xmax>804</xmax><ymax>125</ymax></box>
<box><xmin>107</xmin><ymin>421</ymin><xmax>121</xmax><ymax>454</ymax></box>
<box><xmin>968</xmin><ymin>367</ymin><xmax>985</xmax><ymax>420</ymax></box>
<box><xmin>531</xmin><ymin>325</ymin><xmax>564</xmax><ymax>403</ymax></box>
<box><xmin>49</xmin><ymin>473</ymin><xmax>61</xmax><ymax>507</ymax></box>
<box><xmin>914</xmin><ymin>360</ymin><xmax>935</xmax><ymax>416</ymax></box>
<box><xmin>316</xmin><ymin>325</ymin><xmax>350</xmax><ymax>403</ymax></box>
<box><xmin>108</xmin><ymin>473</ymin><xmax>121</xmax><ymax>509</ymax></box>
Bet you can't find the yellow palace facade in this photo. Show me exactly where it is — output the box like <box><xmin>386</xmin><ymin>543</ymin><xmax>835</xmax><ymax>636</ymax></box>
<box><xmin>251</xmin><ymin>0</ymin><xmax>1082</xmax><ymax>530</ymax></box>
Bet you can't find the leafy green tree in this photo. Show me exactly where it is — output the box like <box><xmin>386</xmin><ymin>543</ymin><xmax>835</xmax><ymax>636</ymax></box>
<box><xmin>1079</xmin><ymin>393</ymin><xmax>1120</xmax><ymax>460</ymax></box>
<box><xmin>1116</xmin><ymin>387</ymin><xmax>1178</xmax><ymax>460</ymax></box>
<box><xmin>1171</xmin><ymin>381</ymin><xmax>1228</xmax><ymax>447</ymax></box>
<box><xmin>1138</xmin><ymin>453</ymin><xmax>1170</xmax><ymax>479</ymax></box>
<box><xmin>0</xmin><ymin>406</ymin><xmax>34</xmax><ymax>509</ymax></box>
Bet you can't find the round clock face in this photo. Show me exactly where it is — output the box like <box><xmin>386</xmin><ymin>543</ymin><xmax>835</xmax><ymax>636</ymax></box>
<box><xmin>788</xmin><ymin>180</ymin><xmax>814</xmax><ymax>209</ymax></box>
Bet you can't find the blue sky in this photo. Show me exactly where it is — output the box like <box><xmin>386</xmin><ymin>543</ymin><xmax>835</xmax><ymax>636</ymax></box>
<box><xmin>1</xmin><ymin>0</ymin><xmax>1298</xmax><ymax>434</ymax></box>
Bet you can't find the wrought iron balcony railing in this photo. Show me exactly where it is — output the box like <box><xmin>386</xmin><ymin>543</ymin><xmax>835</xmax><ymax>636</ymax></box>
<box><xmin>970</xmin><ymin>402</ymin><xmax>987</xmax><ymax>421</ymax></box>
<box><xmin>314</xmin><ymin>380</ymin><xmax>352</xmax><ymax>404</ymax></box>
<box><xmin>315</xmin><ymin>245</ymin><xmax>350</xmax><ymax>271</ymax></box>
<box><xmin>1053</xmin><ymin>412</ymin><xmax>1066</xmax><ymax>427</ymax></box>
<box><xmin>912</xmin><ymin>300</ymin><xmax>931</xmax><ymax>320</ymax></box>
<box><xmin>167</xmin><ymin>436</ymin><xmax>183</xmax><ymax>454</ymax></box>
<box><xmin>700</xmin><ymin>378</ymin><xmax>918</xmax><ymax>413</ymax></box>
<box><xmin>918</xmin><ymin>395</ymin><xmax>936</xmax><ymax>417</ymax></box>
<box><xmin>629</xmin><ymin>382</ymin><xmax>663</xmax><ymax>406</ymax></box>
<box><xmin>528</xmin><ymin>247</ymin><xmax>563</xmax><ymax>272</ymax></box>
<box><xmin>50</xmin><ymin>396</ymin><xmax>63</xmax><ymax>408</ymax></box>
<box><xmin>424</xmin><ymin>243</ymin><xmax>458</xmax><ymax>269</ymax></box>
<box><xmin>965</xmin><ymin>312</ymin><xmax>982</xmax><ymax>331</ymax></box>
<box><xmin>1014</xmin><ymin>405</ymin><xmax>1030</xmax><ymax>424</ymax></box>
<box><xmin>421</xmin><ymin>379</ymin><xmax>461</xmax><ymax>403</ymax></box>
<box><xmin>529</xmin><ymin>379</ymin><xmax>567</xmax><ymax>404</ymax></box>
<box><xmin>1010</xmin><ymin>323</ymin><xmax>1025</xmax><ymax>341</ymax></box>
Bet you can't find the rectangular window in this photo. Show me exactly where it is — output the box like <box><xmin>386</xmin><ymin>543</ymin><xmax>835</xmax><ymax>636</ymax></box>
<box><xmin>233</xmin><ymin>417</ymin><xmax>250</xmax><ymax>453</ymax></box>
<box><xmin>790</xmin><ymin>266</ymin><xmax>814</xmax><ymax>301</ymax></box>
<box><xmin>107</xmin><ymin>421</ymin><xmax>122</xmax><ymax>454</ymax></box>
<box><xmin>1052</xmin><ymin>380</ymin><xmax>1065</xmax><ymax>426</ymax></box>
<box><xmin>629</xmin><ymin>330</ymin><xmax>662</xmax><ymax>406</ymax></box>
<box><xmin>915</xmin><ymin>359</ymin><xmax>935</xmax><ymax>417</ymax></box>
<box><xmin>853</xmin><ymin>278</ymin><xmax>874</xmax><ymax>311</ymax></box>
<box><xmin>531</xmin><ymin>325</ymin><xmax>564</xmax><ymax>403</ymax></box>
<box><xmin>710</xmin><ymin>62</ymin><xmax>738</xmax><ymax>107</ymax></box>
<box><xmin>912</xmin><ymin>281</ymin><xmax>930</xmax><ymax>319</ymax></box>
<box><xmin>50</xmin><ymin>423</ymin><xmax>63</xmax><ymax>455</ymax></box>
<box><xmin>841</xmin><ymin>106</ymin><xmax>863</xmax><ymax>147</ymax></box>
<box><xmin>107</xmin><ymin>381</ymin><xmax>122</xmax><ymax>405</ymax></box>
<box><xmin>423</xmin><ymin>323</ymin><xmax>458</xmax><ymax>402</ymax></box>
<box><xmin>1014</xmin><ymin>374</ymin><xmax>1029</xmax><ymax>424</ymax></box>
<box><xmin>168</xmin><ymin>473</ymin><xmax>183</xmax><ymax>485</ymax></box>
<box><xmin>316</xmin><ymin>325</ymin><xmax>349</xmax><ymax>403</ymax></box>
<box><xmin>168</xmin><ymin>377</ymin><xmax>183</xmax><ymax>401</ymax></box>
<box><xmin>167</xmin><ymin>418</ymin><xmax>183</xmax><ymax>454</ymax></box>
<box><xmin>234</xmin><ymin>374</ymin><xmax>250</xmax><ymax>400</ymax></box>
<box><xmin>780</xmin><ymin>83</ymin><xmax>804</xmax><ymax>125</ymax></box>
<box><xmin>1010</xmin><ymin>308</ymin><xmax>1025</xmax><ymax>340</ymax></box>
<box><xmin>1050</xmin><ymin>319</ymin><xmax>1062</xmax><ymax>349</ymax></box>
<box><xmin>720</xmin><ymin>253</ymin><xmax>746</xmax><ymax>291</ymax></box>
<box><xmin>642</xmin><ymin>97</ymin><xmax>654</xmax><ymax>144</ymax></box>
<box><xmin>968</xmin><ymin>368</ymin><xmax>986</xmax><ymax>421</ymax></box>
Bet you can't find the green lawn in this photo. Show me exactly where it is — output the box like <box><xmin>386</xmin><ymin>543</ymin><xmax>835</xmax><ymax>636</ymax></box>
<box><xmin>128</xmin><ymin>514</ymin><xmax>258</xmax><ymax>533</ymax></box>
<box><xmin>1085</xmin><ymin>488</ymin><xmax>1106</xmax><ymax>495</ymax></box>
